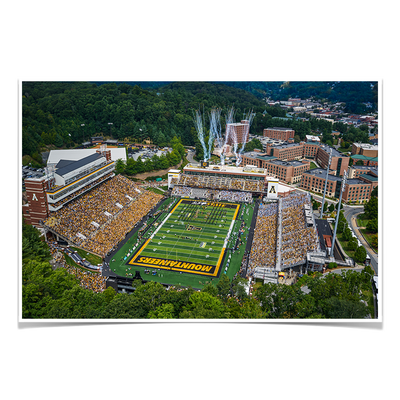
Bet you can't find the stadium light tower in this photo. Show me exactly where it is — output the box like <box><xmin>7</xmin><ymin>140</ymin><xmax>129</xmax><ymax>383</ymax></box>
<box><xmin>320</xmin><ymin>148</ymin><xmax>332</xmax><ymax>219</ymax></box>
<box><xmin>330</xmin><ymin>170</ymin><xmax>347</xmax><ymax>258</ymax></box>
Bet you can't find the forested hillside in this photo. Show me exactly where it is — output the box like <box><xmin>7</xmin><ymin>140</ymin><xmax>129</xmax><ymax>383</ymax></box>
<box><xmin>22</xmin><ymin>81</ymin><xmax>374</xmax><ymax>166</ymax></box>
<box><xmin>22</xmin><ymin>81</ymin><xmax>266</xmax><ymax>161</ymax></box>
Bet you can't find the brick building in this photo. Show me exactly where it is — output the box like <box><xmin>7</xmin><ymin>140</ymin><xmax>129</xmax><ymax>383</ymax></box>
<box><xmin>23</xmin><ymin>176</ymin><xmax>50</xmax><ymax>227</ymax></box>
<box><xmin>303</xmin><ymin>140</ymin><xmax>321</xmax><ymax>159</ymax></box>
<box><xmin>226</xmin><ymin>120</ymin><xmax>250</xmax><ymax>145</ymax></box>
<box><xmin>265</xmin><ymin>142</ymin><xmax>304</xmax><ymax>161</ymax></box>
<box><xmin>316</xmin><ymin>144</ymin><xmax>349</xmax><ymax>176</ymax></box>
<box><xmin>241</xmin><ymin>150</ymin><xmax>310</xmax><ymax>184</ymax></box>
<box><xmin>351</xmin><ymin>142</ymin><xmax>378</xmax><ymax>158</ymax></box>
<box><xmin>300</xmin><ymin>168</ymin><xmax>374</xmax><ymax>203</ymax></box>
<box><xmin>263</xmin><ymin>159</ymin><xmax>311</xmax><ymax>184</ymax></box>
<box><xmin>348</xmin><ymin>165</ymin><xmax>378</xmax><ymax>179</ymax></box>
<box><xmin>263</xmin><ymin>127</ymin><xmax>295</xmax><ymax>141</ymax></box>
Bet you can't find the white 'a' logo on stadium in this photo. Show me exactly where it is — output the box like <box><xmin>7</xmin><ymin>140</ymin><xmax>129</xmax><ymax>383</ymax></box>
<box><xmin>269</xmin><ymin>185</ymin><xmax>276</xmax><ymax>194</ymax></box>
<box><xmin>32</xmin><ymin>193</ymin><xmax>38</xmax><ymax>201</ymax></box>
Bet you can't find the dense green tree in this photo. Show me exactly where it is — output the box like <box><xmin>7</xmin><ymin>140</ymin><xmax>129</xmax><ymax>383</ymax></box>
<box><xmin>354</xmin><ymin>246</ymin><xmax>367</xmax><ymax>264</ymax></box>
<box><xmin>322</xmin><ymin>297</ymin><xmax>368</xmax><ymax>319</ymax></box>
<box><xmin>115</xmin><ymin>158</ymin><xmax>126</xmax><ymax>174</ymax></box>
<box><xmin>366</xmin><ymin>219</ymin><xmax>378</xmax><ymax>233</ymax></box>
<box><xmin>364</xmin><ymin>196</ymin><xmax>378</xmax><ymax>220</ymax></box>
<box><xmin>179</xmin><ymin>291</ymin><xmax>227</xmax><ymax>319</ymax></box>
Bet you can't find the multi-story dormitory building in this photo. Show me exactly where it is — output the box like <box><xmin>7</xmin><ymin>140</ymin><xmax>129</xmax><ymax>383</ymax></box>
<box><xmin>300</xmin><ymin>167</ymin><xmax>378</xmax><ymax>203</ymax></box>
<box><xmin>242</xmin><ymin>138</ymin><xmax>349</xmax><ymax>181</ymax></box>
<box><xmin>241</xmin><ymin>150</ymin><xmax>310</xmax><ymax>184</ymax></box>
<box><xmin>263</xmin><ymin>127</ymin><xmax>295</xmax><ymax>141</ymax></box>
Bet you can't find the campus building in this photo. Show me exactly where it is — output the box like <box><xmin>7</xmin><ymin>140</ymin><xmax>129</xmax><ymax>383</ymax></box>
<box><xmin>300</xmin><ymin>168</ymin><xmax>374</xmax><ymax>203</ymax></box>
<box><xmin>263</xmin><ymin>159</ymin><xmax>310</xmax><ymax>184</ymax></box>
<box><xmin>226</xmin><ymin>120</ymin><xmax>251</xmax><ymax>145</ymax></box>
<box><xmin>241</xmin><ymin>150</ymin><xmax>310</xmax><ymax>184</ymax></box>
<box><xmin>316</xmin><ymin>144</ymin><xmax>349</xmax><ymax>176</ymax></box>
<box><xmin>351</xmin><ymin>142</ymin><xmax>378</xmax><ymax>158</ymax></box>
<box><xmin>265</xmin><ymin>142</ymin><xmax>304</xmax><ymax>161</ymax></box>
<box><xmin>348</xmin><ymin>165</ymin><xmax>378</xmax><ymax>179</ymax></box>
<box><xmin>263</xmin><ymin>127</ymin><xmax>295</xmax><ymax>141</ymax></box>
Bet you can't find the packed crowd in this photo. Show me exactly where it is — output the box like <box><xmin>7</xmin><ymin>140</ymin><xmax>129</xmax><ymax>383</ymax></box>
<box><xmin>43</xmin><ymin>175</ymin><xmax>164</xmax><ymax>258</ymax></box>
<box><xmin>279</xmin><ymin>192</ymin><xmax>318</xmax><ymax>267</ymax></box>
<box><xmin>174</xmin><ymin>174</ymin><xmax>264</xmax><ymax>192</ymax></box>
<box><xmin>248</xmin><ymin>202</ymin><xmax>278</xmax><ymax>271</ymax></box>
<box><xmin>50</xmin><ymin>172</ymin><xmax>115</xmax><ymax>209</ymax></box>
<box><xmin>215</xmin><ymin>190</ymin><xmax>253</xmax><ymax>203</ymax></box>
<box><xmin>81</xmin><ymin>190</ymin><xmax>162</xmax><ymax>257</ymax></box>
<box><xmin>171</xmin><ymin>185</ymin><xmax>192</xmax><ymax>197</ymax></box>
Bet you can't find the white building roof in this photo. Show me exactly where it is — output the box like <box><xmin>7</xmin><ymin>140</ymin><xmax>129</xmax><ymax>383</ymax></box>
<box><xmin>306</xmin><ymin>135</ymin><xmax>321</xmax><ymax>142</ymax></box>
<box><xmin>47</xmin><ymin>148</ymin><xmax>126</xmax><ymax>166</ymax></box>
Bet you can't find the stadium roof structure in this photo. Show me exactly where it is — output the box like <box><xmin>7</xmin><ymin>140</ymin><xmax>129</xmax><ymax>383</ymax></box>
<box><xmin>184</xmin><ymin>163</ymin><xmax>268</xmax><ymax>177</ymax></box>
<box><xmin>47</xmin><ymin>148</ymin><xmax>127</xmax><ymax>166</ymax></box>
<box><xmin>55</xmin><ymin>153</ymin><xmax>103</xmax><ymax>177</ymax></box>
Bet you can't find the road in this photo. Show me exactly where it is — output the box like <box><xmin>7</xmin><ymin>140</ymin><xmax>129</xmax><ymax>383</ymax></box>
<box><xmin>186</xmin><ymin>150</ymin><xmax>198</xmax><ymax>164</ymax></box>
<box><xmin>343</xmin><ymin>205</ymin><xmax>378</xmax><ymax>275</ymax></box>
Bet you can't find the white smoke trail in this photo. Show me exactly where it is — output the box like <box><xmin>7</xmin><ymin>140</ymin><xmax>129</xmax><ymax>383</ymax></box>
<box><xmin>209</xmin><ymin>108</ymin><xmax>224</xmax><ymax>164</ymax></box>
<box><xmin>193</xmin><ymin>108</ymin><xmax>208</xmax><ymax>161</ymax></box>
<box><xmin>236</xmin><ymin>109</ymin><xmax>255</xmax><ymax>166</ymax></box>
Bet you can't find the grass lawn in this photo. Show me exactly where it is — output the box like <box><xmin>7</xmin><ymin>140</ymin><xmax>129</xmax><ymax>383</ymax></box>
<box><xmin>356</xmin><ymin>215</ymin><xmax>378</xmax><ymax>252</ymax></box>
<box><xmin>146</xmin><ymin>187</ymin><xmax>165</xmax><ymax>195</ymax></box>
<box><xmin>336</xmin><ymin>232</ymin><xmax>356</xmax><ymax>259</ymax></box>
<box><xmin>64</xmin><ymin>253</ymin><xmax>100</xmax><ymax>274</ymax></box>
<box><xmin>356</xmin><ymin>215</ymin><xmax>369</xmax><ymax>228</ymax></box>
<box><xmin>70</xmin><ymin>247</ymin><xmax>103</xmax><ymax>265</ymax></box>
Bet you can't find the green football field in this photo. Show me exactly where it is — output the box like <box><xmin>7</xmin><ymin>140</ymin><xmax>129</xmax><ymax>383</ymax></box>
<box><xmin>127</xmin><ymin>199</ymin><xmax>240</xmax><ymax>277</ymax></box>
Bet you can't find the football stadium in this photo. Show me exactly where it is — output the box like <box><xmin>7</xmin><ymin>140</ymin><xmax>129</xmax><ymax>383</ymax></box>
<box><xmin>23</xmin><ymin>146</ymin><xmax>336</xmax><ymax>293</ymax></box>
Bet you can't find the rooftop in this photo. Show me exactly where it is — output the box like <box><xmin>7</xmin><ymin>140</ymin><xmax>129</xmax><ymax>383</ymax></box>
<box><xmin>320</xmin><ymin>144</ymin><xmax>347</xmax><ymax>158</ymax></box>
<box><xmin>359</xmin><ymin>174</ymin><xmax>378</xmax><ymax>182</ymax></box>
<box><xmin>55</xmin><ymin>153</ymin><xmax>103</xmax><ymax>177</ymax></box>
<box><xmin>243</xmin><ymin>151</ymin><xmax>267</xmax><ymax>158</ymax></box>
<box><xmin>266</xmin><ymin>127</ymin><xmax>294</xmax><ymax>131</ymax></box>
<box><xmin>304</xmin><ymin>168</ymin><xmax>342</xmax><ymax>181</ymax></box>
<box><xmin>184</xmin><ymin>163</ymin><xmax>267</xmax><ymax>175</ymax></box>
<box><xmin>47</xmin><ymin>148</ymin><xmax>127</xmax><ymax>165</ymax></box>
<box><xmin>351</xmin><ymin>154</ymin><xmax>378</xmax><ymax>161</ymax></box>
<box><xmin>353</xmin><ymin>142</ymin><xmax>378</xmax><ymax>150</ymax></box>
<box><xmin>270</xmin><ymin>159</ymin><xmax>305</xmax><ymax>167</ymax></box>
<box><xmin>273</xmin><ymin>142</ymin><xmax>303</xmax><ymax>150</ymax></box>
